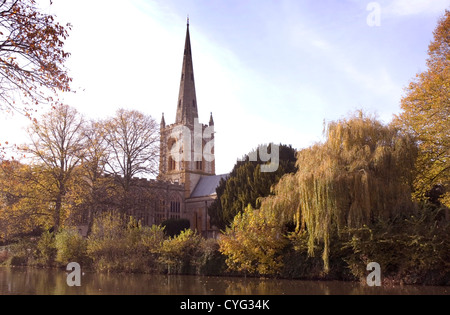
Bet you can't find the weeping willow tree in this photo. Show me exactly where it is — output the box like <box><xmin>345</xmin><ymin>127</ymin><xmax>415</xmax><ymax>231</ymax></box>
<box><xmin>260</xmin><ymin>112</ymin><xmax>418</xmax><ymax>272</ymax></box>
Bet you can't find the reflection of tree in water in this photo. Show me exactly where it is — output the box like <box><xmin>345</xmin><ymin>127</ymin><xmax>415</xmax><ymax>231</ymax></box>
<box><xmin>224</xmin><ymin>278</ymin><xmax>285</xmax><ymax>295</ymax></box>
<box><xmin>1</xmin><ymin>268</ymin><xmax>448</xmax><ymax>295</ymax></box>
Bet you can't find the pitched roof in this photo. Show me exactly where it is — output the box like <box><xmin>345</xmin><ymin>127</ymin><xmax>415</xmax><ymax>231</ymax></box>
<box><xmin>190</xmin><ymin>174</ymin><xmax>229</xmax><ymax>198</ymax></box>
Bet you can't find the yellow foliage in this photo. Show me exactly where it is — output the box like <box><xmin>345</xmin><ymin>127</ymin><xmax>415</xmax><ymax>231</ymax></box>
<box><xmin>262</xmin><ymin>112</ymin><xmax>417</xmax><ymax>273</ymax></box>
<box><xmin>395</xmin><ymin>10</ymin><xmax>450</xmax><ymax>207</ymax></box>
<box><xmin>219</xmin><ymin>205</ymin><xmax>288</xmax><ymax>275</ymax></box>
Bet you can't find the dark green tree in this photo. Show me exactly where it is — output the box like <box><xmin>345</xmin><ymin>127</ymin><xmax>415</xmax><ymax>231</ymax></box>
<box><xmin>161</xmin><ymin>218</ymin><xmax>191</xmax><ymax>238</ymax></box>
<box><xmin>208</xmin><ymin>144</ymin><xmax>297</xmax><ymax>230</ymax></box>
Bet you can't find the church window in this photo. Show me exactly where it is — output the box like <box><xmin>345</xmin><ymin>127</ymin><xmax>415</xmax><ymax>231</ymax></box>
<box><xmin>170</xmin><ymin>200</ymin><xmax>181</xmax><ymax>219</ymax></box>
<box><xmin>169</xmin><ymin>156</ymin><xmax>176</xmax><ymax>171</ymax></box>
<box><xmin>178</xmin><ymin>100</ymin><xmax>181</xmax><ymax>108</ymax></box>
<box><xmin>196</xmin><ymin>161</ymin><xmax>203</xmax><ymax>171</ymax></box>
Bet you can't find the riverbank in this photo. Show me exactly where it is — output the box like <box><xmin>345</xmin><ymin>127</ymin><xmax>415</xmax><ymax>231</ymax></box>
<box><xmin>2</xmin><ymin>237</ymin><xmax>449</xmax><ymax>288</ymax></box>
<box><xmin>1</xmin><ymin>206</ymin><xmax>449</xmax><ymax>287</ymax></box>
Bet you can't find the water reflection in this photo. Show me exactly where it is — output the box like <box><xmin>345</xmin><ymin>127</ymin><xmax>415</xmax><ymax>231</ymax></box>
<box><xmin>0</xmin><ymin>267</ymin><xmax>448</xmax><ymax>295</ymax></box>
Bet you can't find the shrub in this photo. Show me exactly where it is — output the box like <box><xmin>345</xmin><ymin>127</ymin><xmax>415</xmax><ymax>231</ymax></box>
<box><xmin>55</xmin><ymin>229</ymin><xmax>89</xmax><ymax>267</ymax></box>
<box><xmin>197</xmin><ymin>238</ymin><xmax>227</xmax><ymax>276</ymax></box>
<box><xmin>36</xmin><ymin>231</ymin><xmax>56</xmax><ymax>266</ymax></box>
<box><xmin>87</xmin><ymin>212</ymin><xmax>128</xmax><ymax>272</ymax></box>
<box><xmin>342</xmin><ymin>204</ymin><xmax>450</xmax><ymax>285</ymax></box>
<box><xmin>159</xmin><ymin>229</ymin><xmax>203</xmax><ymax>274</ymax></box>
<box><xmin>5</xmin><ymin>239</ymin><xmax>37</xmax><ymax>266</ymax></box>
<box><xmin>87</xmin><ymin>212</ymin><xmax>165</xmax><ymax>273</ymax></box>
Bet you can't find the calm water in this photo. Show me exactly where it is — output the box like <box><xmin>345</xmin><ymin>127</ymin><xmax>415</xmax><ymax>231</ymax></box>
<box><xmin>0</xmin><ymin>267</ymin><xmax>448</xmax><ymax>295</ymax></box>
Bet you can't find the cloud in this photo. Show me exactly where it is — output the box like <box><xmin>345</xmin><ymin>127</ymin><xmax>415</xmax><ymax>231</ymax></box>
<box><xmin>384</xmin><ymin>0</ymin><xmax>450</xmax><ymax>18</ymax></box>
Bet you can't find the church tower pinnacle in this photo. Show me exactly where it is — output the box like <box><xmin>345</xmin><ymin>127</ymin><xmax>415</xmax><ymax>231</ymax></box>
<box><xmin>176</xmin><ymin>18</ymin><xmax>198</xmax><ymax>125</ymax></box>
<box><xmin>159</xmin><ymin>19</ymin><xmax>216</xmax><ymax>197</ymax></box>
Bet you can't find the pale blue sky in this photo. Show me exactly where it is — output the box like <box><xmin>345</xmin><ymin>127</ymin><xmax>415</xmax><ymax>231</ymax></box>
<box><xmin>2</xmin><ymin>0</ymin><xmax>449</xmax><ymax>174</ymax></box>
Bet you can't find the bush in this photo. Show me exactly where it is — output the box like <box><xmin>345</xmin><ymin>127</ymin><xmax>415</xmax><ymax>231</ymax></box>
<box><xmin>87</xmin><ymin>212</ymin><xmax>128</xmax><ymax>272</ymax></box>
<box><xmin>55</xmin><ymin>229</ymin><xmax>89</xmax><ymax>267</ymax></box>
<box><xmin>87</xmin><ymin>212</ymin><xmax>165</xmax><ymax>273</ymax></box>
<box><xmin>36</xmin><ymin>231</ymin><xmax>56</xmax><ymax>266</ymax></box>
<box><xmin>197</xmin><ymin>239</ymin><xmax>227</xmax><ymax>276</ymax></box>
<box><xmin>342</xmin><ymin>204</ymin><xmax>450</xmax><ymax>285</ymax></box>
<box><xmin>159</xmin><ymin>229</ymin><xmax>203</xmax><ymax>274</ymax></box>
<box><xmin>5</xmin><ymin>239</ymin><xmax>37</xmax><ymax>266</ymax></box>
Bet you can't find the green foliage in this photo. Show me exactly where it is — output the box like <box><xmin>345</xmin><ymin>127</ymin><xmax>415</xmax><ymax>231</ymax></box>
<box><xmin>343</xmin><ymin>204</ymin><xmax>450</xmax><ymax>285</ymax></box>
<box><xmin>209</xmin><ymin>144</ymin><xmax>297</xmax><ymax>229</ymax></box>
<box><xmin>197</xmin><ymin>239</ymin><xmax>227</xmax><ymax>276</ymax></box>
<box><xmin>55</xmin><ymin>229</ymin><xmax>88</xmax><ymax>266</ymax></box>
<box><xmin>161</xmin><ymin>218</ymin><xmax>190</xmax><ymax>237</ymax></box>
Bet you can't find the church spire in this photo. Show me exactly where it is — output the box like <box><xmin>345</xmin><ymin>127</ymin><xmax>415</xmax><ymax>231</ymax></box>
<box><xmin>176</xmin><ymin>18</ymin><xmax>198</xmax><ymax>125</ymax></box>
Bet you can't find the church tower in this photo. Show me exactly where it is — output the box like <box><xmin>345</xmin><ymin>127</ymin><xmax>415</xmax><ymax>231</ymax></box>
<box><xmin>159</xmin><ymin>20</ymin><xmax>216</xmax><ymax>198</ymax></box>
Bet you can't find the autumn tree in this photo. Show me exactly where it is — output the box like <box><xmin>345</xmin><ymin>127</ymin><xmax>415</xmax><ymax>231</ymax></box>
<box><xmin>102</xmin><ymin>109</ymin><xmax>159</xmax><ymax>210</ymax></box>
<box><xmin>0</xmin><ymin>0</ymin><xmax>72</xmax><ymax>114</ymax></box>
<box><xmin>395</xmin><ymin>10</ymin><xmax>450</xmax><ymax>207</ymax></box>
<box><xmin>219</xmin><ymin>205</ymin><xmax>288</xmax><ymax>276</ymax></box>
<box><xmin>275</xmin><ymin>112</ymin><xmax>417</xmax><ymax>272</ymax></box>
<box><xmin>0</xmin><ymin>160</ymin><xmax>46</xmax><ymax>240</ymax></box>
<box><xmin>220</xmin><ymin>113</ymin><xmax>418</xmax><ymax>274</ymax></box>
<box><xmin>66</xmin><ymin>119</ymin><xmax>115</xmax><ymax>230</ymax></box>
<box><xmin>22</xmin><ymin>105</ymin><xmax>85</xmax><ymax>231</ymax></box>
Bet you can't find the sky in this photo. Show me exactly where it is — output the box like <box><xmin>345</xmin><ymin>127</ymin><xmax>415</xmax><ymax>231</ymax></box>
<box><xmin>1</xmin><ymin>0</ymin><xmax>449</xmax><ymax>175</ymax></box>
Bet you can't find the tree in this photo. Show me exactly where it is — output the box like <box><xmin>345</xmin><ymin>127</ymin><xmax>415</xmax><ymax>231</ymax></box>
<box><xmin>0</xmin><ymin>0</ymin><xmax>72</xmax><ymax>115</ymax></box>
<box><xmin>208</xmin><ymin>144</ymin><xmax>297</xmax><ymax>230</ymax></box>
<box><xmin>102</xmin><ymin>109</ymin><xmax>159</xmax><ymax>210</ymax></box>
<box><xmin>161</xmin><ymin>218</ymin><xmax>190</xmax><ymax>237</ymax></box>
<box><xmin>22</xmin><ymin>105</ymin><xmax>85</xmax><ymax>231</ymax></box>
<box><xmin>262</xmin><ymin>112</ymin><xmax>417</xmax><ymax>272</ymax></box>
<box><xmin>66</xmin><ymin>119</ymin><xmax>115</xmax><ymax>231</ymax></box>
<box><xmin>0</xmin><ymin>160</ymin><xmax>51</xmax><ymax>240</ymax></box>
<box><xmin>395</xmin><ymin>10</ymin><xmax>450</xmax><ymax>207</ymax></box>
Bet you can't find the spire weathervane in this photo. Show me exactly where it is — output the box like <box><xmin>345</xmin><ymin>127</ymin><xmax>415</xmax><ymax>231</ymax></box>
<box><xmin>187</xmin><ymin>15</ymin><xmax>190</xmax><ymax>26</ymax></box>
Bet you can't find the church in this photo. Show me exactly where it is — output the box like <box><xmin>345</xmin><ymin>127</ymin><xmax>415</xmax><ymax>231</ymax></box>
<box><xmin>75</xmin><ymin>20</ymin><xmax>227</xmax><ymax>238</ymax></box>
<box><xmin>134</xmin><ymin>20</ymin><xmax>227</xmax><ymax>238</ymax></box>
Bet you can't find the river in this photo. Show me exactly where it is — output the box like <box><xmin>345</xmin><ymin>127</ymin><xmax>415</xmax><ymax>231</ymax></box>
<box><xmin>0</xmin><ymin>267</ymin><xmax>448</xmax><ymax>295</ymax></box>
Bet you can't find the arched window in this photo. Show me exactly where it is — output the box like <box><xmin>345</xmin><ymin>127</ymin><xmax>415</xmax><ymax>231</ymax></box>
<box><xmin>169</xmin><ymin>156</ymin><xmax>176</xmax><ymax>171</ymax></box>
<box><xmin>168</xmin><ymin>139</ymin><xmax>177</xmax><ymax>172</ymax></box>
